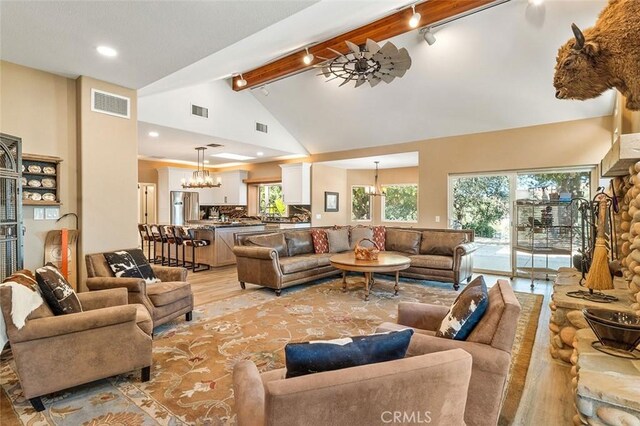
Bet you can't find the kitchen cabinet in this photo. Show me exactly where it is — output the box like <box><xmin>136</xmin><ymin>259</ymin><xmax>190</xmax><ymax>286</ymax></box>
<box><xmin>216</xmin><ymin>170</ymin><xmax>248</xmax><ymax>206</ymax></box>
<box><xmin>280</xmin><ymin>163</ymin><xmax>311</xmax><ymax>205</ymax></box>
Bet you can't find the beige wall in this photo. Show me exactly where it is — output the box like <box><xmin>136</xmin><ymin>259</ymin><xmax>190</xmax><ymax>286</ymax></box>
<box><xmin>138</xmin><ymin>159</ymin><xmax>197</xmax><ymax>184</ymax></box>
<box><xmin>77</xmin><ymin>76</ymin><xmax>138</xmax><ymax>287</ymax></box>
<box><xmin>0</xmin><ymin>61</ymin><xmax>78</xmax><ymax>270</ymax></box>
<box><xmin>311</xmin><ymin>164</ymin><xmax>348</xmax><ymax>226</ymax></box>
<box><xmin>346</xmin><ymin>167</ymin><xmax>419</xmax><ymax>226</ymax></box>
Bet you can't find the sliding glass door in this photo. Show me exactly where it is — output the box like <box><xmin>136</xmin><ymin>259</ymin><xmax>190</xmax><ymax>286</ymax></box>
<box><xmin>449</xmin><ymin>168</ymin><xmax>593</xmax><ymax>276</ymax></box>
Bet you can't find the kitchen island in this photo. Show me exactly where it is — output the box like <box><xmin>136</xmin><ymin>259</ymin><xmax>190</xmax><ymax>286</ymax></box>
<box><xmin>156</xmin><ymin>221</ymin><xmax>266</xmax><ymax>268</ymax></box>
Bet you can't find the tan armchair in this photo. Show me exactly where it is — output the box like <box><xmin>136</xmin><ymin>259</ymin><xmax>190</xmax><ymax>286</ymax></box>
<box><xmin>233</xmin><ymin>348</ymin><xmax>472</xmax><ymax>426</ymax></box>
<box><xmin>85</xmin><ymin>252</ymin><xmax>194</xmax><ymax>329</ymax></box>
<box><xmin>376</xmin><ymin>279</ymin><xmax>521</xmax><ymax>426</ymax></box>
<box><xmin>0</xmin><ymin>286</ymin><xmax>152</xmax><ymax>412</ymax></box>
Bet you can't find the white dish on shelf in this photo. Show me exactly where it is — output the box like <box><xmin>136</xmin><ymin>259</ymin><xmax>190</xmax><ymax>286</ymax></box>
<box><xmin>41</xmin><ymin>178</ymin><xmax>55</xmax><ymax>188</ymax></box>
<box><xmin>28</xmin><ymin>179</ymin><xmax>41</xmax><ymax>187</ymax></box>
<box><xmin>43</xmin><ymin>166</ymin><xmax>56</xmax><ymax>175</ymax></box>
<box><xmin>20</xmin><ymin>177</ymin><xmax>27</xmax><ymax>186</ymax></box>
<box><xmin>42</xmin><ymin>193</ymin><xmax>56</xmax><ymax>202</ymax></box>
<box><xmin>23</xmin><ymin>191</ymin><xmax>32</xmax><ymax>200</ymax></box>
<box><xmin>30</xmin><ymin>193</ymin><xmax>42</xmax><ymax>201</ymax></box>
<box><xmin>27</xmin><ymin>165</ymin><xmax>42</xmax><ymax>173</ymax></box>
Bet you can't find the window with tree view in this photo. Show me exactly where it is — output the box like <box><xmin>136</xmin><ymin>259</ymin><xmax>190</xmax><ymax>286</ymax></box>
<box><xmin>351</xmin><ymin>186</ymin><xmax>371</xmax><ymax>221</ymax></box>
<box><xmin>382</xmin><ymin>184</ymin><xmax>418</xmax><ymax>222</ymax></box>
<box><xmin>258</xmin><ymin>184</ymin><xmax>286</xmax><ymax>217</ymax></box>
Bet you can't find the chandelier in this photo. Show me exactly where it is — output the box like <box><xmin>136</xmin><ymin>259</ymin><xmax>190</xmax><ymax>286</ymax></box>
<box><xmin>316</xmin><ymin>39</ymin><xmax>411</xmax><ymax>88</ymax></box>
<box><xmin>181</xmin><ymin>147</ymin><xmax>221</xmax><ymax>189</ymax></box>
<box><xmin>365</xmin><ymin>161</ymin><xmax>386</xmax><ymax>197</ymax></box>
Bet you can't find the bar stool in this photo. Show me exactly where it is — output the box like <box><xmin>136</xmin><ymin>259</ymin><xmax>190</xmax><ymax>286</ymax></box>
<box><xmin>161</xmin><ymin>225</ymin><xmax>180</xmax><ymax>267</ymax></box>
<box><xmin>137</xmin><ymin>224</ymin><xmax>154</xmax><ymax>262</ymax></box>
<box><xmin>149</xmin><ymin>224</ymin><xmax>168</xmax><ymax>265</ymax></box>
<box><xmin>166</xmin><ymin>225</ymin><xmax>187</xmax><ymax>267</ymax></box>
<box><xmin>176</xmin><ymin>226</ymin><xmax>211</xmax><ymax>272</ymax></box>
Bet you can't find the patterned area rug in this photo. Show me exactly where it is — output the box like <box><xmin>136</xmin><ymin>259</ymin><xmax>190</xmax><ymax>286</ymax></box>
<box><xmin>0</xmin><ymin>277</ymin><xmax>542</xmax><ymax>425</ymax></box>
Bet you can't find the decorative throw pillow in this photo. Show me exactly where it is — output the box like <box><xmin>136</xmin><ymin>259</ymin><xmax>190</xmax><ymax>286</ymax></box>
<box><xmin>372</xmin><ymin>226</ymin><xmax>386</xmax><ymax>251</ymax></box>
<box><xmin>310</xmin><ymin>229</ymin><xmax>329</xmax><ymax>254</ymax></box>
<box><xmin>35</xmin><ymin>263</ymin><xmax>83</xmax><ymax>315</ymax></box>
<box><xmin>436</xmin><ymin>276</ymin><xmax>489</xmax><ymax>340</ymax></box>
<box><xmin>3</xmin><ymin>269</ymin><xmax>38</xmax><ymax>290</ymax></box>
<box><xmin>247</xmin><ymin>233</ymin><xmax>288</xmax><ymax>258</ymax></box>
<box><xmin>349</xmin><ymin>226</ymin><xmax>374</xmax><ymax>249</ymax></box>
<box><xmin>326</xmin><ymin>228</ymin><xmax>350</xmax><ymax>253</ymax></box>
<box><xmin>284</xmin><ymin>329</ymin><xmax>414</xmax><ymax>378</ymax></box>
<box><xmin>103</xmin><ymin>249</ymin><xmax>160</xmax><ymax>284</ymax></box>
<box><xmin>284</xmin><ymin>231</ymin><xmax>314</xmax><ymax>256</ymax></box>
<box><xmin>385</xmin><ymin>228</ymin><xmax>422</xmax><ymax>254</ymax></box>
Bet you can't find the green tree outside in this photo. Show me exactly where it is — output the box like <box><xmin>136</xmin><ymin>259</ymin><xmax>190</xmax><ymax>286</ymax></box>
<box><xmin>351</xmin><ymin>186</ymin><xmax>371</xmax><ymax>221</ymax></box>
<box><xmin>382</xmin><ymin>184</ymin><xmax>418</xmax><ymax>221</ymax></box>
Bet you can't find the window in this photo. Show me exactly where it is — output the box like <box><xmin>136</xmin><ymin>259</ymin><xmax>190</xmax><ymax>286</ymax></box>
<box><xmin>382</xmin><ymin>184</ymin><xmax>418</xmax><ymax>222</ymax></box>
<box><xmin>351</xmin><ymin>185</ymin><xmax>372</xmax><ymax>221</ymax></box>
<box><xmin>258</xmin><ymin>184</ymin><xmax>285</xmax><ymax>216</ymax></box>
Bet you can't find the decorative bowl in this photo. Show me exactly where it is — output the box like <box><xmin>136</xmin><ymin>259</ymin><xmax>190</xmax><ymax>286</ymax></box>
<box><xmin>28</xmin><ymin>179</ymin><xmax>41</xmax><ymax>188</ymax></box>
<box><xmin>27</xmin><ymin>165</ymin><xmax>41</xmax><ymax>173</ymax></box>
<box><xmin>30</xmin><ymin>192</ymin><xmax>42</xmax><ymax>201</ymax></box>
<box><xmin>42</xmin><ymin>193</ymin><xmax>56</xmax><ymax>202</ymax></box>
<box><xmin>41</xmin><ymin>178</ymin><xmax>55</xmax><ymax>188</ymax></box>
<box><xmin>583</xmin><ymin>308</ymin><xmax>640</xmax><ymax>351</ymax></box>
<box><xmin>43</xmin><ymin>166</ymin><xmax>56</xmax><ymax>175</ymax></box>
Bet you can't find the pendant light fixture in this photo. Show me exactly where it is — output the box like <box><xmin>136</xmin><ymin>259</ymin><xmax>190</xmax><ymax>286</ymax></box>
<box><xmin>181</xmin><ymin>147</ymin><xmax>222</xmax><ymax>189</ymax></box>
<box><xmin>365</xmin><ymin>161</ymin><xmax>386</xmax><ymax>197</ymax></box>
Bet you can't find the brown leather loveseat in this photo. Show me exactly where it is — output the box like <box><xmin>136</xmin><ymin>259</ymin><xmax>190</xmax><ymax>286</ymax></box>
<box><xmin>233</xmin><ymin>227</ymin><xmax>475</xmax><ymax>295</ymax></box>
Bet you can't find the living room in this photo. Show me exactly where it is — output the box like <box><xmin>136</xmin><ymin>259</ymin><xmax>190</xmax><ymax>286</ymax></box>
<box><xmin>1</xmin><ymin>0</ymin><xmax>639</xmax><ymax>425</ymax></box>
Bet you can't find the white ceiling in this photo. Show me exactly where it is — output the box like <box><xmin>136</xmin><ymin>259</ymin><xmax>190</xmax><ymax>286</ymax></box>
<box><xmin>252</xmin><ymin>0</ymin><xmax>615</xmax><ymax>154</ymax></box>
<box><xmin>318</xmin><ymin>152</ymin><xmax>419</xmax><ymax>169</ymax></box>
<box><xmin>137</xmin><ymin>122</ymin><xmax>292</xmax><ymax>166</ymax></box>
<box><xmin>0</xmin><ymin>0</ymin><xmax>317</xmax><ymax>89</ymax></box>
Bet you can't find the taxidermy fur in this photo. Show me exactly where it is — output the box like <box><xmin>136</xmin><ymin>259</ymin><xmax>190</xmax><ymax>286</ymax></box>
<box><xmin>554</xmin><ymin>0</ymin><xmax>640</xmax><ymax>110</ymax></box>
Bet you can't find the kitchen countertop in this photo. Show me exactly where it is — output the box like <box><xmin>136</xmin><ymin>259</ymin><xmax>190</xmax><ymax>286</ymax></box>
<box><xmin>187</xmin><ymin>220</ymin><xmax>265</xmax><ymax>229</ymax></box>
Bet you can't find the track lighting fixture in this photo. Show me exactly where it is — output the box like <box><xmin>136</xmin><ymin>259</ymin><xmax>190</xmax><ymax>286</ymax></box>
<box><xmin>235</xmin><ymin>74</ymin><xmax>247</xmax><ymax>88</ymax></box>
<box><xmin>303</xmin><ymin>47</ymin><xmax>314</xmax><ymax>65</ymax></box>
<box><xmin>409</xmin><ymin>5</ymin><xmax>421</xmax><ymax>28</ymax></box>
<box><xmin>259</xmin><ymin>85</ymin><xmax>269</xmax><ymax>96</ymax></box>
<box><xmin>422</xmin><ymin>27</ymin><xmax>436</xmax><ymax>45</ymax></box>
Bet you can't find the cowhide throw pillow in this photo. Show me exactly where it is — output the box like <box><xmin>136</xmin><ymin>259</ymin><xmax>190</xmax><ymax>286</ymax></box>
<box><xmin>103</xmin><ymin>249</ymin><xmax>160</xmax><ymax>284</ymax></box>
<box><xmin>35</xmin><ymin>264</ymin><xmax>82</xmax><ymax>315</ymax></box>
<box><xmin>436</xmin><ymin>276</ymin><xmax>489</xmax><ymax>340</ymax></box>
<box><xmin>284</xmin><ymin>329</ymin><xmax>414</xmax><ymax>378</ymax></box>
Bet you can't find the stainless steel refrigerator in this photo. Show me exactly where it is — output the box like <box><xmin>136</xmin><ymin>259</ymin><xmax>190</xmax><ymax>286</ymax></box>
<box><xmin>170</xmin><ymin>191</ymin><xmax>199</xmax><ymax>225</ymax></box>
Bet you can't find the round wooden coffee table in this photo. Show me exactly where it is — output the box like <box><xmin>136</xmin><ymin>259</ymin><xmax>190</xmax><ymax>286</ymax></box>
<box><xmin>330</xmin><ymin>252</ymin><xmax>411</xmax><ymax>301</ymax></box>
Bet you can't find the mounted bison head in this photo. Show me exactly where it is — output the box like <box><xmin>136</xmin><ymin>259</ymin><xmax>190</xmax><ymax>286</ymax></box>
<box><xmin>554</xmin><ymin>24</ymin><xmax>610</xmax><ymax>100</ymax></box>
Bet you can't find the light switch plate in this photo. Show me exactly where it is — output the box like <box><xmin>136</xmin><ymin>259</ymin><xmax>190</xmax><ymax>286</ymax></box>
<box><xmin>45</xmin><ymin>207</ymin><xmax>60</xmax><ymax>221</ymax></box>
<box><xmin>435</xmin><ymin>216</ymin><xmax>440</xmax><ymax>223</ymax></box>
<box><xmin>33</xmin><ymin>208</ymin><xmax>44</xmax><ymax>220</ymax></box>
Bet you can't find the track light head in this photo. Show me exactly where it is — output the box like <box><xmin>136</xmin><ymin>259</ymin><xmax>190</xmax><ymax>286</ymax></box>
<box><xmin>409</xmin><ymin>5</ymin><xmax>421</xmax><ymax>28</ymax></box>
<box><xmin>303</xmin><ymin>47</ymin><xmax>314</xmax><ymax>65</ymax></box>
<box><xmin>422</xmin><ymin>28</ymin><xmax>436</xmax><ymax>45</ymax></box>
<box><xmin>235</xmin><ymin>73</ymin><xmax>247</xmax><ymax>88</ymax></box>
<box><xmin>259</xmin><ymin>85</ymin><xmax>269</xmax><ymax>96</ymax></box>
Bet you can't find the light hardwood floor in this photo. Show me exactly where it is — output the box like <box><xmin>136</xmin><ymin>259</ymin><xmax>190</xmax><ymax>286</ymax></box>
<box><xmin>187</xmin><ymin>267</ymin><xmax>574</xmax><ymax>425</ymax></box>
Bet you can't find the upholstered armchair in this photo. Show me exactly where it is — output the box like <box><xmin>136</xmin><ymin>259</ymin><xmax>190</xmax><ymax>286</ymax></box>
<box><xmin>85</xmin><ymin>252</ymin><xmax>193</xmax><ymax>329</ymax></box>
<box><xmin>0</xmin><ymin>287</ymin><xmax>152</xmax><ymax>411</ymax></box>
<box><xmin>233</xmin><ymin>348</ymin><xmax>472</xmax><ymax>426</ymax></box>
<box><xmin>376</xmin><ymin>279</ymin><xmax>521</xmax><ymax>426</ymax></box>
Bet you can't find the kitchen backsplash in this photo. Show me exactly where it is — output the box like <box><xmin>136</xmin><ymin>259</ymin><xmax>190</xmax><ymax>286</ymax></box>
<box><xmin>289</xmin><ymin>205</ymin><xmax>311</xmax><ymax>222</ymax></box>
<box><xmin>200</xmin><ymin>205</ymin><xmax>248</xmax><ymax>219</ymax></box>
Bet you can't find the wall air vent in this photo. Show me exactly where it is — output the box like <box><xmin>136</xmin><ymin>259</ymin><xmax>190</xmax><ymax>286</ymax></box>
<box><xmin>91</xmin><ymin>89</ymin><xmax>130</xmax><ymax>119</ymax></box>
<box><xmin>207</xmin><ymin>143</ymin><xmax>223</xmax><ymax>148</ymax></box>
<box><xmin>256</xmin><ymin>122</ymin><xmax>268</xmax><ymax>133</ymax></box>
<box><xmin>191</xmin><ymin>104</ymin><xmax>209</xmax><ymax>118</ymax></box>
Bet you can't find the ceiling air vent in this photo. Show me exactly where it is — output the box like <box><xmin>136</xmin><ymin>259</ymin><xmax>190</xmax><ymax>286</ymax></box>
<box><xmin>91</xmin><ymin>89</ymin><xmax>130</xmax><ymax>119</ymax></box>
<box><xmin>207</xmin><ymin>143</ymin><xmax>224</xmax><ymax>148</ymax></box>
<box><xmin>191</xmin><ymin>104</ymin><xmax>209</xmax><ymax>118</ymax></box>
<box><xmin>256</xmin><ymin>122</ymin><xmax>268</xmax><ymax>133</ymax></box>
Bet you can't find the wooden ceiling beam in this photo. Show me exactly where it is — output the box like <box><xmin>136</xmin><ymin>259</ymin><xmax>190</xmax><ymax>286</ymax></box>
<box><xmin>232</xmin><ymin>0</ymin><xmax>497</xmax><ymax>91</ymax></box>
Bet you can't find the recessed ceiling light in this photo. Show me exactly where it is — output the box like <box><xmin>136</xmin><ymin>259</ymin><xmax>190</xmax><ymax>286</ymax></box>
<box><xmin>211</xmin><ymin>153</ymin><xmax>255</xmax><ymax>161</ymax></box>
<box><xmin>148</xmin><ymin>131</ymin><xmax>159</xmax><ymax>137</ymax></box>
<box><xmin>96</xmin><ymin>45</ymin><xmax>118</xmax><ymax>57</ymax></box>
<box><xmin>257</xmin><ymin>152</ymin><xmax>264</xmax><ymax>156</ymax></box>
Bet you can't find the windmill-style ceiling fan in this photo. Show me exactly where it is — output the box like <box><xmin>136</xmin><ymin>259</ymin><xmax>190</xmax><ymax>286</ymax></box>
<box><xmin>314</xmin><ymin>39</ymin><xmax>411</xmax><ymax>88</ymax></box>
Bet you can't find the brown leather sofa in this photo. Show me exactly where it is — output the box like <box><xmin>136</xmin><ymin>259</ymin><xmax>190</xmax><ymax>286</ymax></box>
<box><xmin>233</xmin><ymin>348</ymin><xmax>472</xmax><ymax>426</ymax></box>
<box><xmin>0</xmin><ymin>286</ymin><xmax>152</xmax><ymax>411</ymax></box>
<box><xmin>376</xmin><ymin>279</ymin><xmax>522</xmax><ymax>426</ymax></box>
<box><xmin>85</xmin><ymin>252</ymin><xmax>194</xmax><ymax>329</ymax></box>
<box><xmin>233</xmin><ymin>227</ymin><xmax>475</xmax><ymax>295</ymax></box>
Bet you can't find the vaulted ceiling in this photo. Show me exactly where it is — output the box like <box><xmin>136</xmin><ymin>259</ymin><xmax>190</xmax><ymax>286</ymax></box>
<box><xmin>1</xmin><ymin>0</ymin><xmax>615</xmax><ymax>165</ymax></box>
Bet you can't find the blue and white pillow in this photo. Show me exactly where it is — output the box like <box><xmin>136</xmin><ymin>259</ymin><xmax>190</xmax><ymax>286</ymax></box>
<box><xmin>284</xmin><ymin>329</ymin><xmax>414</xmax><ymax>378</ymax></box>
<box><xmin>436</xmin><ymin>276</ymin><xmax>489</xmax><ymax>340</ymax></box>
<box><xmin>103</xmin><ymin>249</ymin><xmax>160</xmax><ymax>284</ymax></box>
